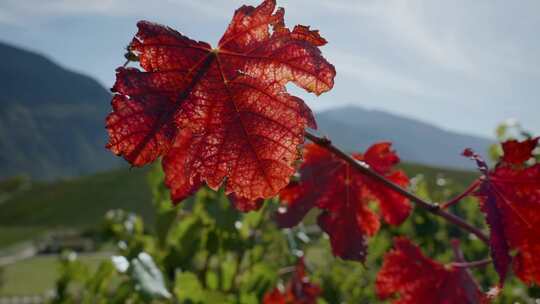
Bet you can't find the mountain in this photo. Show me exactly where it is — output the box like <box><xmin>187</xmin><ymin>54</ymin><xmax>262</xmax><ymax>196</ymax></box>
<box><xmin>0</xmin><ymin>42</ymin><xmax>492</xmax><ymax>179</ymax></box>
<box><xmin>314</xmin><ymin>106</ymin><xmax>494</xmax><ymax>169</ymax></box>
<box><xmin>0</xmin><ymin>42</ymin><xmax>121</xmax><ymax>179</ymax></box>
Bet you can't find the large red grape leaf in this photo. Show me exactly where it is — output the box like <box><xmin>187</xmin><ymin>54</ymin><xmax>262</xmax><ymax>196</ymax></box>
<box><xmin>376</xmin><ymin>238</ymin><xmax>489</xmax><ymax>304</ymax></box>
<box><xmin>263</xmin><ymin>258</ymin><xmax>321</xmax><ymax>304</ymax></box>
<box><xmin>277</xmin><ymin>143</ymin><xmax>411</xmax><ymax>261</ymax></box>
<box><xmin>465</xmin><ymin>137</ymin><xmax>540</xmax><ymax>285</ymax></box>
<box><xmin>106</xmin><ymin>0</ymin><xmax>335</xmax><ymax>207</ymax></box>
<box><xmin>162</xmin><ymin>129</ymin><xmax>203</xmax><ymax>202</ymax></box>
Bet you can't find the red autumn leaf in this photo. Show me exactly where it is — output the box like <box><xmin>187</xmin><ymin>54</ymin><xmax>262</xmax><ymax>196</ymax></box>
<box><xmin>476</xmin><ymin>181</ymin><xmax>512</xmax><ymax>286</ymax></box>
<box><xmin>277</xmin><ymin>143</ymin><xmax>411</xmax><ymax>261</ymax></box>
<box><xmin>263</xmin><ymin>258</ymin><xmax>321</xmax><ymax>304</ymax></box>
<box><xmin>228</xmin><ymin>194</ymin><xmax>264</xmax><ymax>212</ymax></box>
<box><xmin>376</xmin><ymin>237</ymin><xmax>489</xmax><ymax>304</ymax></box>
<box><xmin>162</xmin><ymin>129</ymin><xmax>203</xmax><ymax>202</ymax></box>
<box><xmin>500</xmin><ymin>137</ymin><xmax>538</xmax><ymax>165</ymax></box>
<box><xmin>106</xmin><ymin>0</ymin><xmax>335</xmax><ymax>208</ymax></box>
<box><xmin>465</xmin><ymin>138</ymin><xmax>540</xmax><ymax>285</ymax></box>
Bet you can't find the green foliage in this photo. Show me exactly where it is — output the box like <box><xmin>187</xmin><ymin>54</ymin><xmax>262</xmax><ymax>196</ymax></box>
<box><xmin>0</xmin><ymin>266</ymin><xmax>4</xmax><ymax>290</ymax></box>
<box><xmin>0</xmin><ymin>226</ymin><xmax>46</xmax><ymax>249</ymax></box>
<box><xmin>48</xmin><ymin>162</ymin><xmax>539</xmax><ymax>303</ymax></box>
<box><xmin>0</xmin><ymin>175</ymin><xmax>30</xmax><ymax>197</ymax></box>
<box><xmin>51</xmin><ymin>165</ymin><xmax>291</xmax><ymax>303</ymax></box>
<box><xmin>0</xmin><ymin>254</ymin><xmax>104</xmax><ymax>297</ymax></box>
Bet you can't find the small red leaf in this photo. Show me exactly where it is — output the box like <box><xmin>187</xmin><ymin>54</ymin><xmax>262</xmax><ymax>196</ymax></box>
<box><xmin>228</xmin><ymin>194</ymin><xmax>264</xmax><ymax>212</ymax></box>
<box><xmin>106</xmin><ymin>0</ymin><xmax>335</xmax><ymax>208</ymax></box>
<box><xmin>275</xmin><ymin>181</ymin><xmax>318</xmax><ymax>228</ymax></box>
<box><xmin>501</xmin><ymin>137</ymin><xmax>538</xmax><ymax>165</ymax></box>
<box><xmin>475</xmin><ymin>182</ymin><xmax>511</xmax><ymax>284</ymax></box>
<box><xmin>263</xmin><ymin>258</ymin><xmax>321</xmax><ymax>304</ymax></box>
<box><xmin>376</xmin><ymin>238</ymin><xmax>489</xmax><ymax>304</ymax></box>
<box><xmin>487</xmin><ymin>164</ymin><xmax>540</xmax><ymax>285</ymax></box>
<box><xmin>363</xmin><ymin>142</ymin><xmax>400</xmax><ymax>173</ymax></box>
<box><xmin>263</xmin><ymin>289</ymin><xmax>286</xmax><ymax>304</ymax></box>
<box><xmin>278</xmin><ymin>143</ymin><xmax>411</xmax><ymax>261</ymax></box>
<box><xmin>466</xmin><ymin>140</ymin><xmax>540</xmax><ymax>286</ymax></box>
<box><xmin>317</xmin><ymin>209</ymin><xmax>370</xmax><ymax>261</ymax></box>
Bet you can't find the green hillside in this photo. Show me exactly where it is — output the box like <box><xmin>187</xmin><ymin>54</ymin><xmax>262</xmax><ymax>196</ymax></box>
<box><xmin>0</xmin><ymin>42</ymin><xmax>491</xmax><ymax>181</ymax></box>
<box><xmin>0</xmin><ymin>42</ymin><xmax>120</xmax><ymax>180</ymax></box>
<box><xmin>0</xmin><ymin>167</ymin><xmax>153</xmax><ymax>228</ymax></box>
<box><xmin>316</xmin><ymin>106</ymin><xmax>494</xmax><ymax>168</ymax></box>
<box><xmin>0</xmin><ymin>167</ymin><xmax>153</xmax><ymax>248</ymax></box>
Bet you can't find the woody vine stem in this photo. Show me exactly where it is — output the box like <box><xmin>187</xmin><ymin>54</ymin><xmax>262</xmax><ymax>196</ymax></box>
<box><xmin>304</xmin><ymin>131</ymin><xmax>490</xmax><ymax>244</ymax></box>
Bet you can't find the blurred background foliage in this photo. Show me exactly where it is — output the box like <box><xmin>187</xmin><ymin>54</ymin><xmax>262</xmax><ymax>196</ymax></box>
<box><xmin>48</xmin><ymin>140</ymin><xmax>539</xmax><ymax>303</ymax></box>
<box><xmin>0</xmin><ymin>122</ymin><xmax>538</xmax><ymax>303</ymax></box>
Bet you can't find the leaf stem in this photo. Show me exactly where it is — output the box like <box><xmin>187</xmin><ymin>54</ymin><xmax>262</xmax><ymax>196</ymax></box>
<box><xmin>277</xmin><ymin>265</ymin><xmax>296</xmax><ymax>276</ymax></box>
<box><xmin>451</xmin><ymin>259</ymin><xmax>492</xmax><ymax>268</ymax></box>
<box><xmin>450</xmin><ymin>239</ymin><xmax>491</xmax><ymax>268</ymax></box>
<box><xmin>304</xmin><ymin>131</ymin><xmax>489</xmax><ymax>244</ymax></box>
<box><xmin>440</xmin><ymin>179</ymin><xmax>481</xmax><ymax>209</ymax></box>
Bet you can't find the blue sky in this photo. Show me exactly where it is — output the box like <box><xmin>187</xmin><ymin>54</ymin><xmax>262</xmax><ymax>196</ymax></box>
<box><xmin>1</xmin><ymin>0</ymin><xmax>539</xmax><ymax>138</ymax></box>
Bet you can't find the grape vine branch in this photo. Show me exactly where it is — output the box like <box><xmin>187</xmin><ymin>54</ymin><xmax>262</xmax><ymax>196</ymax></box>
<box><xmin>104</xmin><ymin>1</ymin><xmax>540</xmax><ymax>298</ymax></box>
<box><xmin>304</xmin><ymin>130</ymin><xmax>490</xmax><ymax>243</ymax></box>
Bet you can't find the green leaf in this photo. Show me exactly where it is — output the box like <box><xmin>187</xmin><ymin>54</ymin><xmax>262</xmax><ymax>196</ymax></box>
<box><xmin>206</xmin><ymin>270</ymin><xmax>219</xmax><ymax>290</ymax></box>
<box><xmin>220</xmin><ymin>254</ymin><xmax>237</xmax><ymax>291</ymax></box>
<box><xmin>239</xmin><ymin>263</ymin><xmax>276</xmax><ymax>299</ymax></box>
<box><xmin>85</xmin><ymin>260</ymin><xmax>115</xmax><ymax>295</ymax></box>
<box><xmin>130</xmin><ymin>252</ymin><xmax>171</xmax><ymax>299</ymax></box>
<box><xmin>155</xmin><ymin>208</ymin><xmax>178</xmax><ymax>246</ymax></box>
<box><xmin>148</xmin><ymin>165</ymin><xmax>179</xmax><ymax>246</ymax></box>
<box><xmin>174</xmin><ymin>271</ymin><xmax>204</xmax><ymax>303</ymax></box>
<box><xmin>206</xmin><ymin>230</ymin><xmax>220</xmax><ymax>255</ymax></box>
<box><xmin>109</xmin><ymin>281</ymin><xmax>136</xmax><ymax>304</ymax></box>
<box><xmin>496</xmin><ymin>123</ymin><xmax>508</xmax><ymax>140</ymax></box>
<box><xmin>166</xmin><ymin>216</ymin><xmax>205</xmax><ymax>267</ymax></box>
<box><xmin>488</xmin><ymin>143</ymin><xmax>502</xmax><ymax>163</ymax></box>
<box><xmin>202</xmin><ymin>188</ymin><xmax>240</xmax><ymax>232</ymax></box>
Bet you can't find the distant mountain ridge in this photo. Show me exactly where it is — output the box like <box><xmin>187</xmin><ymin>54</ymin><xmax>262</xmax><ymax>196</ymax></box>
<box><xmin>315</xmin><ymin>106</ymin><xmax>493</xmax><ymax>169</ymax></box>
<box><xmin>0</xmin><ymin>41</ymin><xmax>120</xmax><ymax>179</ymax></box>
<box><xmin>0</xmin><ymin>42</ymin><xmax>491</xmax><ymax>179</ymax></box>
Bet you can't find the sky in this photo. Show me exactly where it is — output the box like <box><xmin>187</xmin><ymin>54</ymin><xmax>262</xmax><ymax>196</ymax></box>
<box><xmin>1</xmin><ymin>0</ymin><xmax>539</xmax><ymax>138</ymax></box>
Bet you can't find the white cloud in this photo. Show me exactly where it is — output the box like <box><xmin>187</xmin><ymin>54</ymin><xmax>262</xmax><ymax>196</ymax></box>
<box><xmin>0</xmin><ymin>0</ymin><xmax>250</xmax><ymax>24</ymax></box>
<box><xmin>375</xmin><ymin>1</ymin><xmax>474</xmax><ymax>73</ymax></box>
<box><xmin>326</xmin><ymin>49</ymin><xmax>443</xmax><ymax>98</ymax></box>
<box><xmin>299</xmin><ymin>0</ymin><xmax>476</xmax><ymax>74</ymax></box>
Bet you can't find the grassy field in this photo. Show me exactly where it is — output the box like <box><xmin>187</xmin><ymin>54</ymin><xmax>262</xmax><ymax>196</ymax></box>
<box><xmin>0</xmin><ymin>253</ymin><xmax>107</xmax><ymax>296</ymax></box>
<box><xmin>0</xmin><ymin>227</ymin><xmax>46</xmax><ymax>250</ymax></box>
